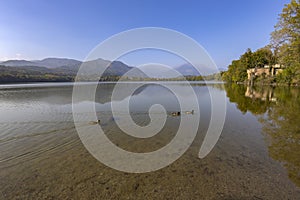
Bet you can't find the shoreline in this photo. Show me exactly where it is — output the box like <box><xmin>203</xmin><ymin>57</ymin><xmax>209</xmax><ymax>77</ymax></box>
<box><xmin>236</xmin><ymin>81</ymin><xmax>300</xmax><ymax>87</ymax></box>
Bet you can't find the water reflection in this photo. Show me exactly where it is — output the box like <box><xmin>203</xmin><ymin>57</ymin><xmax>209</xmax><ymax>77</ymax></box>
<box><xmin>1</xmin><ymin>83</ymin><xmax>299</xmax><ymax>199</ymax></box>
<box><xmin>245</xmin><ymin>86</ymin><xmax>277</xmax><ymax>102</ymax></box>
<box><xmin>225</xmin><ymin>84</ymin><xmax>300</xmax><ymax>187</ymax></box>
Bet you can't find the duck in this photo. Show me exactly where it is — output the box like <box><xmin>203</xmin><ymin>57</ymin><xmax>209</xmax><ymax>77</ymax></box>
<box><xmin>171</xmin><ymin>111</ymin><xmax>181</xmax><ymax>116</ymax></box>
<box><xmin>88</xmin><ymin>119</ymin><xmax>101</xmax><ymax>125</ymax></box>
<box><xmin>185</xmin><ymin>110</ymin><xmax>194</xmax><ymax>115</ymax></box>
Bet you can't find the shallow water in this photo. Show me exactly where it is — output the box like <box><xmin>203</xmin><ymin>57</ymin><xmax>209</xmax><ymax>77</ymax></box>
<box><xmin>0</xmin><ymin>82</ymin><xmax>299</xmax><ymax>199</ymax></box>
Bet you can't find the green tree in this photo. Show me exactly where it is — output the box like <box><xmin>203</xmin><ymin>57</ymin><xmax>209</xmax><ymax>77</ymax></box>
<box><xmin>252</xmin><ymin>47</ymin><xmax>276</xmax><ymax>68</ymax></box>
<box><xmin>222</xmin><ymin>47</ymin><xmax>275</xmax><ymax>83</ymax></box>
<box><xmin>271</xmin><ymin>0</ymin><xmax>300</xmax><ymax>84</ymax></box>
<box><xmin>240</xmin><ymin>48</ymin><xmax>254</xmax><ymax>69</ymax></box>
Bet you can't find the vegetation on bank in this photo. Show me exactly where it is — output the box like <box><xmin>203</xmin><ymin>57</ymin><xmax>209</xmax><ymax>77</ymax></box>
<box><xmin>0</xmin><ymin>65</ymin><xmax>74</xmax><ymax>83</ymax></box>
<box><xmin>0</xmin><ymin>59</ymin><xmax>226</xmax><ymax>83</ymax></box>
<box><xmin>222</xmin><ymin>0</ymin><xmax>300</xmax><ymax>85</ymax></box>
<box><xmin>0</xmin><ymin>65</ymin><xmax>209</xmax><ymax>84</ymax></box>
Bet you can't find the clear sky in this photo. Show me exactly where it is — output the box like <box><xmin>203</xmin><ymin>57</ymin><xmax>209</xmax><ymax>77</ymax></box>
<box><xmin>0</xmin><ymin>0</ymin><xmax>290</xmax><ymax>68</ymax></box>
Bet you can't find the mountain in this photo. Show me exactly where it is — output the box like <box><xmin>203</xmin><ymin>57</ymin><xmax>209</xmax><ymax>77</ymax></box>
<box><xmin>57</xmin><ymin>58</ymin><xmax>146</xmax><ymax>77</ymax></box>
<box><xmin>1</xmin><ymin>58</ymin><xmax>82</xmax><ymax>69</ymax></box>
<box><xmin>79</xmin><ymin>58</ymin><xmax>131</xmax><ymax>76</ymax></box>
<box><xmin>174</xmin><ymin>63</ymin><xmax>220</xmax><ymax>76</ymax></box>
<box><xmin>0</xmin><ymin>58</ymin><xmax>223</xmax><ymax>82</ymax></box>
<box><xmin>36</xmin><ymin>58</ymin><xmax>82</xmax><ymax>69</ymax></box>
<box><xmin>174</xmin><ymin>64</ymin><xmax>201</xmax><ymax>76</ymax></box>
<box><xmin>0</xmin><ymin>65</ymin><xmax>74</xmax><ymax>83</ymax></box>
<box><xmin>0</xmin><ymin>58</ymin><xmax>148</xmax><ymax>83</ymax></box>
<box><xmin>1</xmin><ymin>60</ymin><xmax>40</xmax><ymax>67</ymax></box>
<box><xmin>0</xmin><ymin>58</ymin><xmax>145</xmax><ymax>76</ymax></box>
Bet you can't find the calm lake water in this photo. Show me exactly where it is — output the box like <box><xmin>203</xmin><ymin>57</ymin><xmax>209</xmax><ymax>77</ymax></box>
<box><xmin>0</xmin><ymin>82</ymin><xmax>299</xmax><ymax>199</ymax></box>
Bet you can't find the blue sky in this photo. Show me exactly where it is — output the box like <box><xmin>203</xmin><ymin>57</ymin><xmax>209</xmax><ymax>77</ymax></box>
<box><xmin>0</xmin><ymin>0</ymin><xmax>290</xmax><ymax>68</ymax></box>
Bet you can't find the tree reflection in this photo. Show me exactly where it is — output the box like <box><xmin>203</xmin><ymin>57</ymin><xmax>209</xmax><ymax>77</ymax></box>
<box><xmin>224</xmin><ymin>84</ymin><xmax>272</xmax><ymax>114</ymax></box>
<box><xmin>225</xmin><ymin>84</ymin><xmax>300</xmax><ymax>187</ymax></box>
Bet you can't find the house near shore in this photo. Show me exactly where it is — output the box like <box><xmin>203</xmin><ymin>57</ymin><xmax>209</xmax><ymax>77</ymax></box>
<box><xmin>247</xmin><ymin>64</ymin><xmax>283</xmax><ymax>80</ymax></box>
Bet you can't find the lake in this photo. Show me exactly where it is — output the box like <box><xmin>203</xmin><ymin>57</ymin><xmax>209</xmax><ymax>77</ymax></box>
<box><xmin>0</xmin><ymin>82</ymin><xmax>299</xmax><ymax>199</ymax></box>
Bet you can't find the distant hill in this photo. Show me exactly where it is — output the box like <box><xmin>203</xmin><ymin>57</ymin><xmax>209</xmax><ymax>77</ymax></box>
<box><xmin>0</xmin><ymin>58</ymin><xmax>223</xmax><ymax>83</ymax></box>
<box><xmin>79</xmin><ymin>58</ymin><xmax>133</xmax><ymax>76</ymax></box>
<box><xmin>174</xmin><ymin>64</ymin><xmax>200</xmax><ymax>76</ymax></box>
<box><xmin>0</xmin><ymin>58</ymin><xmax>147</xmax><ymax>83</ymax></box>
<box><xmin>0</xmin><ymin>58</ymin><xmax>146</xmax><ymax>76</ymax></box>
<box><xmin>1</xmin><ymin>60</ymin><xmax>40</xmax><ymax>67</ymax></box>
<box><xmin>0</xmin><ymin>65</ymin><xmax>74</xmax><ymax>83</ymax></box>
<box><xmin>55</xmin><ymin>58</ymin><xmax>146</xmax><ymax>77</ymax></box>
<box><xmin>0</xmin><ymin>58</ymin><xmax>82</xmax><ymax>69</ymax></box>
<box><xmin>174</xmin><ymin>63</ymin><xmax>221</xmax><ymax>76</ymax></box>
<box><xmin>36</xmin><ymin>58</ymin><xmax>82</xmax><ymax>69</ymax></box>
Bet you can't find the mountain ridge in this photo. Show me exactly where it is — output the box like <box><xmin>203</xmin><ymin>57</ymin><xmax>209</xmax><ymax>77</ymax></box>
<box><xmin>0</xmin><ymin>57</ymin><xmax>222</xmax><ymax>83</ymax></box>
<box><xmin>0</xmin><ymin>58</ymin><xmax>148</xmax><ymax>83</ymax></box>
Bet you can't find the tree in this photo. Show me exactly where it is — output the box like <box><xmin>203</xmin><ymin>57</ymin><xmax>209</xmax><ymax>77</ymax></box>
<box><xmin>271</xmin><ymin>0</ymin><xmax>300</xmax><ymax>66</ymax></box>
<box><xmin>240</xmin><ymin>48</ymin><xmax>254</xmax><ymax>69</ymax></box>
<box><xmin>222</xmin><ymin>47</ymin><xmax>275</xmax><ymax>83</ymax></box>
<box><xmin>252</xmin><ymin>47</ymin><xmax>276</xmax><ymax>68</ymax></box>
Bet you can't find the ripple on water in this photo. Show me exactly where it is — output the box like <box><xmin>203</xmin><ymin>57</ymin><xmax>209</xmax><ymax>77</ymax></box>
<box><xmin>0</xmin><ymin>121</ymin><xmax>80</xmax><ymax>168</ymax></box>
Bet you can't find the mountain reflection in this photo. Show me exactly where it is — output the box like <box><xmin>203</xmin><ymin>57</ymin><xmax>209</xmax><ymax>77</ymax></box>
<box><xmin>0</xmin><ymin>83</ymin><xmax>149</xmax><ymax>105</ymax></box>
<box><xmin>225</xmin><ymin>84</ymin><xmax>300</xmax><ymax>187</ymax></box>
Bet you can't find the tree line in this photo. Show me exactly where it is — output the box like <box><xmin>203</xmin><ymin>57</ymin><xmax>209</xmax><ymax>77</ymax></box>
<box><xmin>0</xmin><ymin>65</ymin><xmax>207</xmax><ymax>83</ymax></box>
